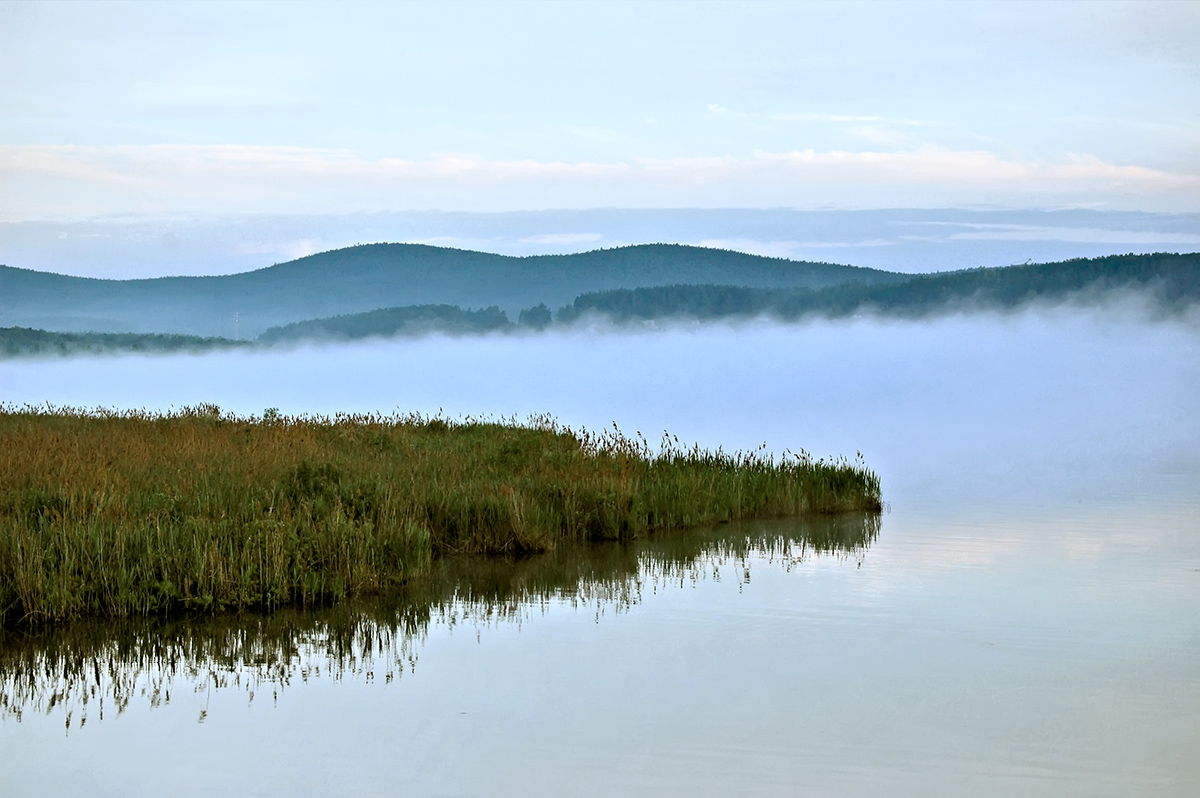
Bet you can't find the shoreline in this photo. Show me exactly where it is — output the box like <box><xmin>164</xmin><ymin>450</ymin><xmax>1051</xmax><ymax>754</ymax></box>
<box><xmin>0</xmin><ymin>407</ymin><xmax>881</xmax><ymax>627</ymax></box>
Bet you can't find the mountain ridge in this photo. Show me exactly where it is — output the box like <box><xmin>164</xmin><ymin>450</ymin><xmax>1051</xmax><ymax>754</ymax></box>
<box><xmin>4</xmin><ymin>250</ymin><xmax>1193</xmax><ymax>358</ymax></box>
<box><xmin>0</xmin><ymin>243</ymin><xmax>902</xmax><ymax>338</ymax></box>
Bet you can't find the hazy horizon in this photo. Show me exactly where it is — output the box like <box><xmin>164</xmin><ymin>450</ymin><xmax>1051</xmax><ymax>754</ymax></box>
<box><xmin>3</xmin><ymin>207</ymin><xmax>1198</xmax><ymax>280</ymax></box>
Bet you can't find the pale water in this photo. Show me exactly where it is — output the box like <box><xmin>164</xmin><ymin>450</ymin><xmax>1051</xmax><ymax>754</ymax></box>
<box><xmin>2</xmin><ymin>308</ymin><xmax>1198</xmax><ymax>796</ymax></box>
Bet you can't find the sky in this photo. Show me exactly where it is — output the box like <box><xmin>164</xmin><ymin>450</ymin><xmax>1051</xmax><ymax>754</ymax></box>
<box><xmin>2</xmin><ymin>0</ymin><xmax>1199</xmax><ymax>221</ymax></box>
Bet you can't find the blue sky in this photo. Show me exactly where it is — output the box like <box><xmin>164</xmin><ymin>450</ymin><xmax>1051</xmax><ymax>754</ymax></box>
<box><xmin>2</xmin><ymin>0</ymin><xmax>1199</xmax><ymax>219</ymax></box>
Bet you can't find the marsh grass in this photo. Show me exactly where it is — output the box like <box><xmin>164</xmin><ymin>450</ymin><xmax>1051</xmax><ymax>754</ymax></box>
<box><xmin>0</xmin><ymin>515</ymin><xmax>880</xmax><ymax>728</ymax></box>
<box><xmin>0</xmin><ymin>405</ymin><xmax>881</xmax><ymax>626</ymax></box>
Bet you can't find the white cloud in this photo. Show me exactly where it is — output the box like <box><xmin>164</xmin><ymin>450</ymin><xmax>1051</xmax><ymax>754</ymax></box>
<box><xmin>767</xmin><ymin>113</ymin><xmax>927</xmax><ymax>126</ymax></box>
<box><xmin>519</xmin><ymin>233</ymin><xmax>605</xmax><ymax>246</ymax></box>
<box><xmin>696</xmin><ymin>239</ymin><xmax>897</xmax><ymax>260</ymax></box>
<box><xmin>1</xmin><ymin>144</ymin><xmax>1197</xmax><ymax>220</ymax></box>
<box><xmin>231</xmin><ymin>239</ymin><xmax>322</xmax><ymax>260</ymax></box>
<box><xmin>923</xmin><ymin>223</ymin><xmax>1200</xmax><ymax>246</ymax></box>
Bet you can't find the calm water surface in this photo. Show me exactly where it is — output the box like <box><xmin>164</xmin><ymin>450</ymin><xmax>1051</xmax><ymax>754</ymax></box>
<box><xmin>2</xmin><ymin>309</ymin><xmax>1198</xmax><ymax>795</ymax></box>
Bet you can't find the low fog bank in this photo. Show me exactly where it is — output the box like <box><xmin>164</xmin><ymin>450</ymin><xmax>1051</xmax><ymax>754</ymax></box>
<box><xmin>4</xmin><ymin>251</ymin><xmax>1196</xmax><ymax>356</ymax></box>
<box><xmin>552</xmin><ymin>274</ymin><xmax>1200</xmax><ymax>332</ymax></box>
<box><xmin>2</xmin><ymin>307</ymin><xmax>1197</xmax><ymax>516</ymax></box>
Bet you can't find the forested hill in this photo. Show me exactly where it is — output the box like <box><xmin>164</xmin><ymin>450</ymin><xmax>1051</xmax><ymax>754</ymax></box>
<box><xmin>3</xmin><ymin>252</ymin><xmax>1196</xmax><ymax>357</ymax></box>
<box><xmin>0</xmin><ymin>327</ymin><xmax>249</xmax><ymax>359</ymax></box>
<box><xmin>0</xmin><ymin>243</ymin><xmax>900</xmax><ymax>338</ymax></box>
<box><xmin>257</xmin><ymin>304</ymin><xmax>514</xmax><ymax>344</ymax></box>
<box><xmin>558</xmin><ymin>252</ymin><xmax>1200</xmax><ymax>323</ymax></box>
<box><xmin>248</xmin><ymin>250</ymin><xmax>1200</xmax><ymax>343</ymax></box>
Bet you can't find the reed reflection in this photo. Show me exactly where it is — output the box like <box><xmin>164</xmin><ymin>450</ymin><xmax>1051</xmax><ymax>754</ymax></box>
<box><xmin>0</xmin><ymin>514</ymin><xmax>878</xmax><ymax>729</ymax></box>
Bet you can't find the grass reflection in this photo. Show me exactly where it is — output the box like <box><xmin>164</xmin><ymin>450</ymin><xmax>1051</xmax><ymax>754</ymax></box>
<box><xmin>0</xmin><ymin>407</ymin><xmax>881</xmax><ymax>625</ymax></box>
<box><xmin>0</xmin><ymin>514</ymin><xmax>878</xmax><ymax>729</ymax></box>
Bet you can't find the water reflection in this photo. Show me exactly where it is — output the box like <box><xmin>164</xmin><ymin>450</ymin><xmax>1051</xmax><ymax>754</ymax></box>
<box><xmin>0</xmin><ymin>514</ymin><xmax>878</xmax><ymax>729</ymax></box>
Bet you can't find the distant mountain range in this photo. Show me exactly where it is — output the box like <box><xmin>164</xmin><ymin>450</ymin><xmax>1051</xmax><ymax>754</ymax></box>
<box><xmin>0</xmin><ymin>243</ymin><xmax>900</xmax><ymax>338</ymax></box>
<box><xmin>0</xmin><ymin>248</ymin><xmax>1196</xmax><ymax>358</ymax></box>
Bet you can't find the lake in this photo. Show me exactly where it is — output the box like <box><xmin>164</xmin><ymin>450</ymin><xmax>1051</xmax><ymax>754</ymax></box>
<box><xmin>2</xmin><ymin>306</ymin><xmax>1198</xmax><ymax>796</ymax></box>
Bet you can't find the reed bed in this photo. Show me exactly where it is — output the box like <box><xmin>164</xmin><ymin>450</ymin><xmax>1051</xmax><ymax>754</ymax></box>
<box><xmin>1</xmin><ymin>515</ymin><xmax>880</xmax><ymax>727</ymax></box>
<box><xmin>0</xmin><ymin>405</ymin><xmax>881</xmax><ymax>626</ymax></box>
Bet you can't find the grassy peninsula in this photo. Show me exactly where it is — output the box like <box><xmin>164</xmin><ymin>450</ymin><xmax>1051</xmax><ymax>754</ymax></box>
<box><xmin>0</xmin><ymin>406</ymin><xmax>881</xmax><ymax>627</ymax></box>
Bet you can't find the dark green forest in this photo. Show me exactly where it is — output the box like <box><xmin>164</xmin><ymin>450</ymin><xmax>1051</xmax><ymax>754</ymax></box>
<box><xmin>0</xmin><ymin>243</ymin><xmax>898</xmax><ymax>338</ymax></box>
<box><xmin>558</xmin><ymin>252</ymin><xmax>1200</xmax><ymax>323</ymax></box>
<box><xmin>2</xmin><ymin>251</ymin><xmax>1196</xmax><ymax>358</ymax></box>
<box><xmin>258</xmin><ymin>304</ymin><xmax>513</xmax><ymax>343</ymax></box>
<box><xmin>0</xmin><ymin>327</ymin><xmax>249</xmax><ymax>359</ymax></box>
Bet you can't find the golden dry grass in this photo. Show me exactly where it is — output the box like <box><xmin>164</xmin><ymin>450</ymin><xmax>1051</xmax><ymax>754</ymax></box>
<box><xmin>0</xmin><ymin>405</ymin><xmax>881</xmax><ymax>626</ymax></box>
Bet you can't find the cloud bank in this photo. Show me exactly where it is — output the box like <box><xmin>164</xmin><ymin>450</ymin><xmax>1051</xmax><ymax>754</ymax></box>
<box><xmin>4</xmin><ymin>144</ymin><xmax>1197</xmax><ymax>220</ymax></box>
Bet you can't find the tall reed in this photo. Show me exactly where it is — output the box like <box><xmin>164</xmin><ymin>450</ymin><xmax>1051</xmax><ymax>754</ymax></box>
<box><xmin>0</xmin><ymin>405</ymin><xmax>881</xmax><ymax>625</ymax></box>
<box><xmin>1</xmin><ymin>514</ymin><xmax>881</xmax><ymax>727</ymax></box>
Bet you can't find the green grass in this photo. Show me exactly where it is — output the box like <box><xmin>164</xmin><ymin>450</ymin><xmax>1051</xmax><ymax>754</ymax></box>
<box><xmin>0</xmin><ymin>405</ymin><xmax>881</xmax><ymax>627</ymax></box>
<box><xmin>0</xmin><ymin>514</ymin><xmax>880</xmax><ymax>727</ymax></box>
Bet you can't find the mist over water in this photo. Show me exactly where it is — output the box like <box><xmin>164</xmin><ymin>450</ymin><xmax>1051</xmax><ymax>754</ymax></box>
<box><xmin>3</xmin><ymin>307</ymin><xmax>1199</xmax><ymax>796</ymax></box>
<box><xmin>2</xmin><ymin>307</ymin><xmax>1197</xmax><ymax>515</ymax></box>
